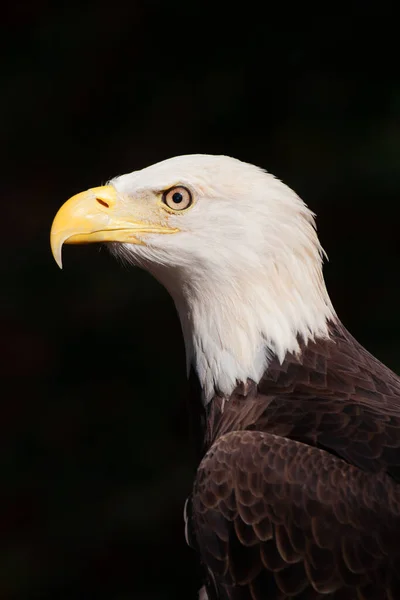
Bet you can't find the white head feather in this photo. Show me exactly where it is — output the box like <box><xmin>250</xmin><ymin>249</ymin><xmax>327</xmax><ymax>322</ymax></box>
<box><xmin>109</xmin><ymin>154</ymin><xmax>335</xmax><ymax>403</ymax></box>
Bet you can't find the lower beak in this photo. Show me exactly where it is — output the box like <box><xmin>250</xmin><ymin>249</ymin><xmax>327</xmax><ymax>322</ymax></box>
<box><xmin>50</xmin><ymin>185</ymin><xmax>178</xmax><ymax>268</ymax></box>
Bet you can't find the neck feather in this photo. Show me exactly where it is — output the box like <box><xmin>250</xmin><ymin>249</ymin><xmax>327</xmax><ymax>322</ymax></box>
<box><xmin>151</xmin><ymin>250</ymin><xmax>335</xmax><ymax>403</ymax></box>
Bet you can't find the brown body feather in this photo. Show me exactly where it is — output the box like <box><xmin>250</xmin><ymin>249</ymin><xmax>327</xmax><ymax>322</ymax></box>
<box><xmin>188</xmin><ymin>322</ymin><xmax>400</xmax><ymax>599</ymax></box>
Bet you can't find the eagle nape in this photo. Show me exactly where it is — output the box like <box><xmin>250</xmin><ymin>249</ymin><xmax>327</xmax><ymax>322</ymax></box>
<box><xmin>51</xmin><ymin>154</ymin><xmax>400</xmax><ymax>600</ymax></box>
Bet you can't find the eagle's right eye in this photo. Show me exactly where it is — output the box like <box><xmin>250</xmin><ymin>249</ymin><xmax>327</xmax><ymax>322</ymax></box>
<box><xmin>162</xmin><ymin>186</ymin><xmax>192</xmax><ymax>211</ymax></box>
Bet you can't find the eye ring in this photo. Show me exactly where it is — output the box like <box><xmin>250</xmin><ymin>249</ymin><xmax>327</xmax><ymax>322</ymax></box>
<box><xmin>162</xmin><ymin>186</ymin><xmax>192</xmax><ymax>211</ymax></box>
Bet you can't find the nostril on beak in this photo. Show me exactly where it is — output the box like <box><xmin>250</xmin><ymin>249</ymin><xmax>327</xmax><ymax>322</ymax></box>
<box><xmin>96</xmin><ymin>198</ymin><xmax>109</xmax><ymax>208</ymax></box>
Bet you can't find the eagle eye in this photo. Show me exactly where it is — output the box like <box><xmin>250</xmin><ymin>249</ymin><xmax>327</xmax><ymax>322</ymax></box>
<box><xmin>162</xmin><ymin>186</ymin><xmax>192</xmax><ymax>211</ymax></box>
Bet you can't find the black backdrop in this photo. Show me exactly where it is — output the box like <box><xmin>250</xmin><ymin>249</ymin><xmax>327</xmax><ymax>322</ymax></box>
<box><xmin>2</xmin><ymin>5</ymin><xmax>400</xmax><ymax>599</ymax></box>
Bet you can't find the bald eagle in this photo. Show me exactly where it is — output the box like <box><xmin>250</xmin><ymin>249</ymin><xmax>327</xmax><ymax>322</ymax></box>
<box><xmin>51</xmin><ymin>155</ymin><xmax>400</xmax><ymax>599</ymax></box>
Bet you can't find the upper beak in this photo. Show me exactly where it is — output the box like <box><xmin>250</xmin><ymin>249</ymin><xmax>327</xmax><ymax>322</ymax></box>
<box><xmin>50</xmin><ymin>185</ymin><xmax>178</xmax><ymax>268</ymax></box>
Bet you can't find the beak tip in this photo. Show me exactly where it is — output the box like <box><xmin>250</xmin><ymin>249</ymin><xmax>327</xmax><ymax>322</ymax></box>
<box><xmin>53</xmin><ymin>253</ymin><xmax>63</xmax><ymax>270</ymax></box>
<box><xmin>54</xmin><ymin>249</ymin><xmax>64</xmax><ymax>270</ymax></box>
<box><xmin>50</xmin><ymin>235</ymin><xmax>64</xmax><ymax>269</ymax></box>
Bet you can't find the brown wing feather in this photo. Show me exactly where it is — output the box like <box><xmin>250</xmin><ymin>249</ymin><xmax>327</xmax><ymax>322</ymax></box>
<box><xmin>193</xmin><ymin>431</ymin><xmax>400</xmax><ymax>599</ymax></box>
<box><xmin>203</xmin><ymin>322</ymin><xmax>400</xmax><ymax>481</ymax></box>
<box><xmin>257</xmin><ymin>323</ymin><xmax>400</xmax><ymax>480</ymax></box>
<box><xmin>190</xmin><ymin>321</ymin><xmax>400</xmax><ymax>597</ymax></box>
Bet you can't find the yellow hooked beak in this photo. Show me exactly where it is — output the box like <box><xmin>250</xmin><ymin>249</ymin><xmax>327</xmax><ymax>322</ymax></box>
<box><xmin>50</xmin><ymin>185</ymin><xmax>179</xmax><ymax>268</ymax></box>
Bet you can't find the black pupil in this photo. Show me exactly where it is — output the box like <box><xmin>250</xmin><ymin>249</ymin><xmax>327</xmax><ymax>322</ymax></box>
<box><xmin>172</xmin><ymin>192</ymin><xmax>183</xmax><ymax>204</ymax></box>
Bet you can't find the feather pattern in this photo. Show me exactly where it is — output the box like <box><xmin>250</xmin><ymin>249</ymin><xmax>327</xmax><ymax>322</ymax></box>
<box><xmin>189</xmin><ymin>322</ymin><xmax>400</xmax><ymax>599</ymax></box>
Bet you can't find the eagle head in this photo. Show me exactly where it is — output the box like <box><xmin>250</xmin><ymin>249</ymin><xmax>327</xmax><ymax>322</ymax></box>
<box><xmin>51</xmin><ymin>154</ymin><xmax>334</xmax><ymax>400</ymax></box>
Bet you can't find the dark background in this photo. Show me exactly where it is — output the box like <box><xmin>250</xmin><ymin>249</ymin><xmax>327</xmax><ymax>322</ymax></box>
<box><xmin>2</xmin><ymin>5</ymin><xmax>400</xmax><ymax>599</ymax></box>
